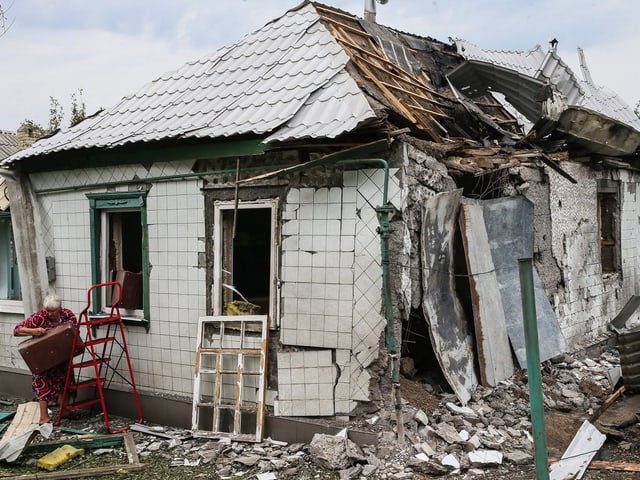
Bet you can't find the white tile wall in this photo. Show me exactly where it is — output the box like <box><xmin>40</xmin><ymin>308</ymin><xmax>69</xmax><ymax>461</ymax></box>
<box><xmin>280</xmin><ymin>186</ymin><xmax>355</xmax><ymax>349</ymax></box>
<box><xmin>275</xmin><ymin>350</ymin><xmax>336</xmax><ymax>416</ymax></box>
<box><xmin>278</xmin><ymin>168</ymin><xmax>400</xmax><ymax>409</ymax></box>
<box><xmin>1</xmin><ymin>162</ymin><xmax>207</xmax><ymax>398</ymax></box>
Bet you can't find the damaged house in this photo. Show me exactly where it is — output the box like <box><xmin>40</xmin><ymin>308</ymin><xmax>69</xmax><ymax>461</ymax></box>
<box><xmin>1</xmin><ymin>1</ymin><xmax>640</xmax><ymax>441</ymax></box>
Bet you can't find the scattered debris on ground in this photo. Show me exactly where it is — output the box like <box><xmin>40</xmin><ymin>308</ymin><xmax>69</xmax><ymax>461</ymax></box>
<box><xmin>1</xmin><ymin>350</ymin><xmax>640</xmax><ymax>479</ymax></box>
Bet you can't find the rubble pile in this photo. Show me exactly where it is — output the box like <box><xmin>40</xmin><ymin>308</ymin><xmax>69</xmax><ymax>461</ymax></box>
<box><xmin>1</xmin><ymin>351</ymin><xmax>625</xmax><ymax>479</ymax></box>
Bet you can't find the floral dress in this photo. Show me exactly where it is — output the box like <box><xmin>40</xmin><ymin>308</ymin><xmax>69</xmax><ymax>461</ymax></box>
<box><xmin>14</xmin><ymin>308</ymin><xmax>78</xmax><ymax>403</ymax></box>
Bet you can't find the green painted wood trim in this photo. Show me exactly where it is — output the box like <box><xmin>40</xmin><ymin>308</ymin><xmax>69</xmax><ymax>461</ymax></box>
<box><xmin>86</xmin><ymin>192</ymin><xmax>145</xmax><ymax>209</ymax></box>
<box><xmin>86</xmin><ymin>192</ymin><xmax>150</xmax><ymax>325</ymax></box>
<box><xmin>88</xmin><ymin>198</ymin><xmax>100</xmax><ymax>312</ymax></box>
<box><xmin>140</xmin><ymin>205</ymin><xmax>150</xmax><ymax>328</ymax></box>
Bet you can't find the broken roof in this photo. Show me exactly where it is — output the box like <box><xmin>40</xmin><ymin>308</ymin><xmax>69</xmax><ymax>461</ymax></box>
<box><xmin>3</xmin><ymin>2</ymin><xmax>637</xmax><ymax>169</ymax></box>
<box><xmin>449</xmin><ymin>39</ymin><xmax>640</xmax><ymax>156</ymax></box>
<box><xmin>1</xmin><ymin>2</ymin><xmax>518</xmax><ymax>168</ymax></box>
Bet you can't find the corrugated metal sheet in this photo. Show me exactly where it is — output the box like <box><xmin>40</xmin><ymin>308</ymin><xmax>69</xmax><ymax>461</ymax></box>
<box><xmin>3</xmin><ymin>3</ymin><xmax>376</xmax><ymax>166</ymax></box>
<box><xmin>617</xmin><ymin>327</ymin><xmax>640</xmax><ymax>391</ymax></box>
<box><xmin>421</xmin><ymin>189</ymin><xmax>478</xmax><ymax>405</ymax></box>
<box><xmin>479</xmin><ymin>196</ymin><xmax>566</xmax><ymax>368</ymax></box>
<box><xmin>452</xmin><ymin>39</ymin><xmax>640</xmax><ymax>132</ymax></box>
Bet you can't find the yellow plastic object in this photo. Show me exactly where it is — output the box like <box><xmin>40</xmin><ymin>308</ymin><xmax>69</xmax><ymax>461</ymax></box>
<box><xmin>37</xmin><ymin>444</ymin><xmax>85</xmax><ymax>471</ymax></box>
<box><xmin>226</xmin><ymin>300</ymin><xmax>261</xmax><ymax>315</ymax></box>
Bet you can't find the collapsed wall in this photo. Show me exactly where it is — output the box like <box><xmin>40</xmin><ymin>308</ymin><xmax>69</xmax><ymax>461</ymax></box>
<box><xmin>388</xmin><ymin>139</ymin><xmax>639</xmax><ymax>402</ymax></box>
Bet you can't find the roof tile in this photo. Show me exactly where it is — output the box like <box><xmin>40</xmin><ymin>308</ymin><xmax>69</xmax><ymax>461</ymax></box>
<box><xmin>4</xmin><ymin>3</ymin><xmax>376</xmax><ymax>165</ymax></box>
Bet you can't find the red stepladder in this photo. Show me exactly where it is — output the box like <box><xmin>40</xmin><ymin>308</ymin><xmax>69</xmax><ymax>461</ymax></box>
<box><xmin>56</xmin><ymin>282</ymin><xmax>143</xmax><ymax>433</ymax></box>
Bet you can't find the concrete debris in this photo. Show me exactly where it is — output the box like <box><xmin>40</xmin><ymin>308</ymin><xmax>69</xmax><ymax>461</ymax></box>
<box><xmin>503</xmin><ymin>449</ymin><xmax>533</xmax><ymax>465</ymax></box>
<box><xmin>308</xmin><ymin>432</ymin><xmax>364</xmax><ymax>470</ymax></box>
<box><xmin>441</xmin><ymin>452</ymin><xmax>461</xmax><ymax>470</ymax></box>
<box><xmin>1</xmin><ymin>352</ymin><xmax>631</xmax><ymax>478</ymax></box>
<box><xmin>414</xmin><ymin>409</ymin><xmax>429</xmax><ymax>426</ymax></box>
<box><xmin>445</xmin><ymin>402</ymin><xmax>479</xmax><ymax>419</ymax></box>
<box><xmin>468</xmin><ymin>449</ymin><xmax>503</xmax><ymax>466</ymax></box>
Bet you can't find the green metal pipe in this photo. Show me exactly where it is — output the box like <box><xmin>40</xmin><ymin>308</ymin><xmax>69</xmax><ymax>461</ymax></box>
<box><xmin>518</xmin><ymin>258</ymin><xmax>549</xmax><ymax>480</ymax></box>
<box><xmin>33</xmin><ymin>163</ymin><xmax>299</xmax><ymax>195</ymax></box>
<box><xmin>337</xmin><ymin>158</ymin><xmax>403</xmax><ymax>444</ymax></box>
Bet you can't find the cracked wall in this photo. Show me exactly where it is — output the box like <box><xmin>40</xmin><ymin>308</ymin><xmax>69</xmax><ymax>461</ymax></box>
<box><xmin>278</xmin><ymin>168</ymin><xmax>402</xmax><ymax>415</ymax></box>
<box><xmin>545</xmin><ymin>162</ymin><xmax>640</xmax><ymax>350</ymax></box>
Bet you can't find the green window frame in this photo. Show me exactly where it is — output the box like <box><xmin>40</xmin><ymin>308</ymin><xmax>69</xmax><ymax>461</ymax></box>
<box><xmin>0</xmin><ymin>212</ymin><xmax>21</xmax><ymax>300</ymax></box>
<box><xmin>87</xmin><ymin>192</ymin><xmax>150</xmax><ymax>329</ymax></box>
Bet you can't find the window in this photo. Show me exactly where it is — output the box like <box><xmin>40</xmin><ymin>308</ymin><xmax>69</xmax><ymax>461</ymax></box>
<box><xmin>212</xmin><ymin>200</ymin><xmax>278</xmax><ymax>325</ymax></box>
<box><xmin>192</xmin><ymin>315</ymin><xmax>268</xmax><ymax>442</ymax></box>
<box><xmin>87</xmin><ymin>192</ymin><xmax>149</xmax><ymax>324</ymax></box>
<box><xmin>0</xmin><ymin>213</ymin><xmax>21</xmax><ymax>300</ymax></box>
<box><xmin>598</xmin><ymin>180</ymin><xmax>620</xmax><ymax>274</ymax></box>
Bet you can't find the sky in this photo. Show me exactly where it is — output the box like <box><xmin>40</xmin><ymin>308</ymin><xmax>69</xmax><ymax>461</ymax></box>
<box><xmin>1</xmin><ymin>0</ymin><xmax>639</xmax><ymax>130</ymax></box>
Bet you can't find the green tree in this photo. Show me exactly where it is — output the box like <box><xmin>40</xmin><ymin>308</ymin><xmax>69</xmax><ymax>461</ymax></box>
<box><xmin>48</xmin><ymin>96</ymin><xmax>63</xmax><ymax>132</ymax></box>
<box><xmin>20</xmin><ymin>89</ymin><xmax>87</xmax><ymax>138</ymax></box>
<box><xmin>69</xmin><ymin>89</ymin><xmax>86</xmax><ymax>127</ymax></box>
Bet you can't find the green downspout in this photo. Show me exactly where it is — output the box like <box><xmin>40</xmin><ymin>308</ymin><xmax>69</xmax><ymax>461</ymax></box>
<box><xmin>518</xmin><ymin>258</ymin><xmax>549</xmax><ymax>480</ymax></box>
<box><xmin>337</xmin><ymin>158</ymin><xmax>403</xmax><ymax>445</ymax></box>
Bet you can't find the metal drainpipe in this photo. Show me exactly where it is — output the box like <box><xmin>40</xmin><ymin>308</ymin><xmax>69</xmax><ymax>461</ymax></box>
<box><xmin>338</xmin><ymin>158</ymin><xmax>404</xmax><ymax>445</ymax></box>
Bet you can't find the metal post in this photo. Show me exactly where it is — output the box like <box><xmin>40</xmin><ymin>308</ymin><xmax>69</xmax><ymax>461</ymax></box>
<box><xmin>518</xmin><ymin>258</ymin><xmax>549</xmax><ymax>480</ymax></box>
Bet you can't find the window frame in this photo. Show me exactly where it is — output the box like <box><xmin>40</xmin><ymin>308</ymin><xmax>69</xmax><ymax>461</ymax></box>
<box><xmin>0</xmin><ymin>211</ymin><xmax>21</xmax><ymax>302</ymax></box>
<box><xmin>597</xmin><ymin>180</ymin><xmax>621</xmax><ymax>276</ymax></box>
<box><xmin>212</xmin><ymin>199</ymin><xmax>279</xmax><ymax>327</ymax></box>
<box><xmin>87</xmin><ymin>192</ymin><xmax>150</xmax><ymax>328</ymax></box>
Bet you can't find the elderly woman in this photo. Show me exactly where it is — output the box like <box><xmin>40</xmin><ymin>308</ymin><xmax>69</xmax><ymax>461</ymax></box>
<box><xmin>14</xmin><ymin>294</ymin><xmax>77</xmax><ymax>424</ymax></box>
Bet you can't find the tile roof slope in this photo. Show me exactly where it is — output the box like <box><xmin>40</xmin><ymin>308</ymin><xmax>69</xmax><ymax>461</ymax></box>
<box><xmin>454</xmin><ymin>39</ymin><xmax>640</xmax><ymax>132</ymax></box>
<box><xmin>0</xmin><ymin>131</ymin><xmax>17</xmax><ymax>210</ymax></box>
<box><xmin>0</xmin><ymin>130</ymin><xmax>18</xmax><ymax>161</ymax></box>
<box><xmin>4</xmin><ymin>2</ymin><xmax>376</xmax><ymax>165</ymax></box>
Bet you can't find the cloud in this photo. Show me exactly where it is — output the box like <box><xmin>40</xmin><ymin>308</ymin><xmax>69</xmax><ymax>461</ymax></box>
<box><xmin>0</xmin><ymin>27</ymin><xmax>209</xmax><ymax>128</ymax></box>
<box><xmin>1</xmin><ymin>0</ymin><xmax>638</xmax><ymax>130</ymax></box>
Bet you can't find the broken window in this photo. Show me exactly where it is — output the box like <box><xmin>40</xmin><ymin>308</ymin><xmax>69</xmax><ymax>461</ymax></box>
<box><xmin>192</xmin><ymin>315</ymin><xmax>268</xmax><ymax>442</ymax></box>
<box><xmin>597</xmin><ymin>180</ymin><xmax>620</xmax><ymax>274</ymax></box>
<box><xmin>212</xmin><ymin>201</ymin><xmax>278</xmax><ymax>324</ymax></box>
<box><xmin>0</xmin><ymin>213</ymin><xmax>21</xmax><ymax>300</ymax></box>
<box><xmin>87</xmin><ymin>192</ymin><xmax>149</xmax><ymax>323</ymax></box>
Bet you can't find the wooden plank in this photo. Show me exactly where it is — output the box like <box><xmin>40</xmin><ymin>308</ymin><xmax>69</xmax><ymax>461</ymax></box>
<box><xmin>351</xmin><ymin>52</ymin><xmax>441</xmax><ymax>140</ymax></box>
<box><xmin>379</xmin><ymin>81</ymin><xmax>447</xmax><ymax>110</ymax></box>
<box><xmin>1</xmin><ymin>402</ymin><xmax>39</xmax><ymax>441</ymax></box>
<box><xmin>587</xmin><ymin>460</ymin><xmax>640</xmax><ymax>472</ymax></box>
<box><xmin>0</xmin><ymin>462</ymin><xmax>145</xmax><ymax>479</ymax></box>
<box><xmin>459</xmin><ymin>202</ymin><xmax>514</xmax><ymax>387</ymax></box>
<box><xmin>590</xmin><ymin>385</ymin><xmax>626</xmax><ymax>423</ymax></box>
<box><xmin>122</xmin><ymin>432</ymin><xmax>140</xmax><ymax>466</ymax></box>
